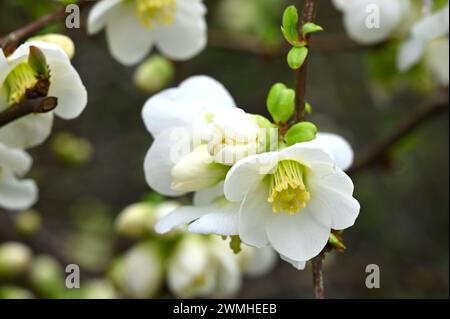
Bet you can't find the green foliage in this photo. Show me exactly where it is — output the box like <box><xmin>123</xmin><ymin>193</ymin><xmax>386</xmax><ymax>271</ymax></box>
<box><xmin>302</xmin><ymin>22</ymin><xmax>324</xmax><ymax>36</ymax></box>
<box><xmin>28</xmin><ymin>46</ymin><xmax>49</xmax><ymax>79</ymax></box>
<box><xmin>287</xmin><ymin>46</ymin><xmax>308</xmax><ymax>70</ymax></box>
<box><xmin>266</xmin><ymin>83</ymin><xmax>295</xmax><ymax>124</ymax></box>
<box><xmin>281</xmin><ymin>5</ymin><xmax>300</xmax><ymax>46</ymax></box>
<box><xmin>284</xmin><ymin>122</ymin><xmax>317</xmax><ymax>146</ymax></box>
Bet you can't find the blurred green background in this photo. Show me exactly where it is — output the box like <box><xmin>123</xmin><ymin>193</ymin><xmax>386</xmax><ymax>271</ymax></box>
<box><xmin>0</xmin><ymin>0</ymin><xmax>448</xmax><ymax>298</ymax></box>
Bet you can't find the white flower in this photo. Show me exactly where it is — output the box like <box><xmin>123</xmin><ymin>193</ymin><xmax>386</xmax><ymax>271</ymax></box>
<box><xmin>397</xmin><ymin>4</ymin><xmax>449</xmax><ymax>85</ymax></box>
<box><xmin>0</xmin><ymin>42</ymin><xmax>87</xmax><ymax>149</ymax></box>
<box><xmin>222</xmin><ymin>136</ymin><xmax>359</xmax><ymax>267</ymax></box>
<box><xmin>142</xmin><ymin>76</ymin><xmax>263</xmax><ymax>196</ymax></box>
<box><xmin>118</xmin><ymin>243</ymin><xmax>164</xmax><ymax>298</ymax></box>
<box><xmin>167</xmin><ymin>235</ymin><xmax>241</xmax><ymax>298</ymax></box>
<box><xmin>0</xmin><ymin>143</ymin><xmax>37</xmax><ymax>210</ymax></box>
<box><xmin>87</xmin><ymin>0</ymin><xmax>207</xmax><ymax>66</ymax></box>
<box><xmin>335</xmin><ymin>0</ymin><xmax>410</xmax><ymax>44</ymax></box>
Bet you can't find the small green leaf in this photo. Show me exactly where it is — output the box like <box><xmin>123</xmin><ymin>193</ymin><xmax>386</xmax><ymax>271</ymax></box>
<box><xmin>281</xmin><ymin>5</ymin><xmax>300</xmax><ymax>45</ymax></box>
<box><xmin>285</xmin><ymin>121</ymin><xmax>317</xmax><ymax>145</ymax></box>
<box><xmin>28</xmin><ymin>46</ymin><xmax>49</xmax><ymax>79</ymax></box>
<box><xmin>302</xmin><ymin>22</ymin><xmax>324</xmax><ymax>36</ymax></box>
<box><xmin>328</xmin><ymin>233</ymin><xmax>346</xmax><ymax>252</ymax></box>
<box><xmin>305</xmin><ymin>102</ymin><xmax>312</xmax><ymax>115</ymax></box>
<box><xmin>287</xmin><ymin>46</ymin><xmax>308</xmax><ymax>70</ymax></box>
<box><xmin>252</xmin><ymin>114</ymin><xmax>275</xmax><ymax>129</ymax></box>
<box><xmin>266</xmin><ymin>83</ymin><xmax>295</xmax><ymax>124</ymax></box>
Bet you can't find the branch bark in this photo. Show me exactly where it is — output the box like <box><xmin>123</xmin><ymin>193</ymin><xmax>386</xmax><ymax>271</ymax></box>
<box><xmin>348</xmin><ymin>99</ymin><xmax>449</xmax><ymax>175</ymax></box>
<box><xmin>295</xmin><ymin>0</ymin><xmax>320</xmax><ymax>121</ymax></box>
<box><xmin>0</xmin><ymin>97</ymin><xmax>58</xmax><ymax>128</ymax></box>
<box><xmin>311</xmin><ymin>252</ymin><xmax>325</xmax><ymax>299</ymax></box>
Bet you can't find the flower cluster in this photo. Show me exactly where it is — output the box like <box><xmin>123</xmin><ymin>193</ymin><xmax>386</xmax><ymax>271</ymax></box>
<box><xmin>142</xmin><ymin>76</ymin><xmax>360</xmax><ymax>269</ymax></box>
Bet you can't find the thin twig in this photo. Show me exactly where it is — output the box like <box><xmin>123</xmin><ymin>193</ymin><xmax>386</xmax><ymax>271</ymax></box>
<box><xmin>348</xmin><ymin>99</ymin><xmax>449</xmax><ymax>175</ymax></box>
<box><xmin>0</xmin><ymin>0</ymin><xmax>91</xmax><ymax>54</ymax></box>
<box><xmin>295</xmin><ymin>0</ymin><xmax>320</xmax><ymax>121</ymax></box>
<box><xmin>0</xmin><ymin>97</ymin><xmax>58</xmax><ymax>128</ymax></box>
<box><xmin>311</xmin><ymin>253</ymin><xmax>325</xmax><ymax>299</ymax></box>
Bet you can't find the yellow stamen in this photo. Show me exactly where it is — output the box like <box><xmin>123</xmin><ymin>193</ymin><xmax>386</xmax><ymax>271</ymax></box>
<box><xmin>2</xmin><ymin>63</ymin><xmax>38</xmax><ymax>106</ymax></box>
<box><xmin>267</xmin><ymin>160</ymin><xmax>310</xmax><ymax>215</ymax></box>
<box><xmin>136</xmin><ymin>0</ymin><xmax>176</xmax><ymax>28</ymax></box>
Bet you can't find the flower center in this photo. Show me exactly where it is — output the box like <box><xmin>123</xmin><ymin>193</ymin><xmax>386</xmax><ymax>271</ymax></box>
<box><xmin>2</xmin><ymin>63</ymin><xmax>39</xmax><ymax>106</ymax></box>
<box><xmin>267</xmin><ymin>160</ymin><xmax>310</xmax><ymax>215</ymax></box>
<box><xmin>136</xmin><ymin>0</ymin><xmax>176</xmax><ymax>28</ymax></box>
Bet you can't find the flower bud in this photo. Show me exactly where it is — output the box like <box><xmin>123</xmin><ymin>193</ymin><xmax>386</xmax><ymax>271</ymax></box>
<box><xmin>133</xmin><ymin>55</ymin><xmax>174</xmax><ymax>93</ymax></box>
<box><xmin>171</xmin><ymin>145</ymin><xmax>228</xmax><ymax>192</ymax></box>
<box><xmin>0</xmin><ymin>242</ymin><xmax>32</xmax><ymax>279</ymax></box>
<box><xmin>116</xmin><ymin>243</ymin><xmax>164</xmax><ymax>299</ymax></box>
<box><xmin>236</xmin><ymin>245</ymin><xmax>277</xmax><ymax>278</ymax></box>
<box><xmin>82</xmin><ymin>280</ymin><xmax>118</xmax><ymax>299</ymax></box>
<box><xmin>285</xmin><ymin>121</ymin><xmax>318</xmax><ymax>145</ymax></box>
<box><xmin>267</xmin><ymin>83</ymin><xmax>295</xmax><ymax>124</ymax></box>
<box><xmin>115</xmin><ymin>202</ymin><xmax>156</xmax><ymax>238</ymax></box>
<box><xmin>51</xmin><ymin>132</ymin><xmax>94</xmax><ymax>166</ymax></box>
<box><xmin>14</xmin><ymin>210</ymin><xmax>42</xmax><ymax>236</ymax></box>
<box><xmin>167</xmin><ymin>235</ymin><xmax>214</xmax><ymax>298</ymax></box>
<box><xmin>28</xmin><ymin>34</ymin><xmax>75</xmax><ymax>59</ymax></box>
<box><xmin>29</xmin><ymin>255</ymin><xmax>65</xmax><ymax>298</ymax></box>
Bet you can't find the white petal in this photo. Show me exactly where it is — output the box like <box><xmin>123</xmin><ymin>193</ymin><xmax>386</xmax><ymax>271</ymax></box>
<box><xmin>280</xmin><ymin>141</ymin><xmax>334</xmax><ymax>167</ymax></box>
<box><xmin>0</xmin><ymin>171</ymin><xmax>38</xmax><ymax>210</ymax></box>
<box><xmin>188</xmin><ymin>202</ymin><xmax>239</xmax><ymax>236</ymax></box>
<box><xmin>106</xmin><ymin>2</ymin><xmax>155</xmax><ymax>66</ymax></box>
<box><xmin>193</xmin><ymin>182</ymin><xmax>224</xmax><ymax>206</ymax></box>
<box><xmin>0</xmin><ymin>144</ymin><xmax>32</xmax><ymax>175</ymax></box>
<box><xmin>412</xmin><ymin>5</ymin><xmax>449</xmax><ymax>41</ymax></box>
<box><xmin>87</xmin><ymin>0</ymin><xmax>123</xmax><ymax>35</ymax></box>
<box><xmin>144</xmin><ymin>128</ymin><xmax>191</xmax><ymax>196</ymax></box>
<box><xmin>315</xmin><ymin>133</ymin><xmax>354</xmax><ymax>171</ymax></box>
<box><xmin>307</xmin><ymin>163</ymin><xmax>359</xmax><ymax>229</ymax></box>
<box><xmin>46</xmin><ymin>50</ymin><xmax>87</xmax><ymax>119</ymax></box>
<box><xmin>224</xmin><ymin>152</ymin><xmax>279</xmax><ymax>202</ymax></box>
<box><xmin>310</xmin><ymin>184</ymin><xmax>360</xmax><ymax>230</ymax></box>
<box><xmin>154</xmin><ymin>205</ymin><xmax>210</xmax><ymax>234</ymax></box>
<box><xmin>0</xmin><ymin>113</ymin><xmax>54</xmax><ymax>149</ymax></box>
<box><xmin>280</xmin><ymin>254</ymin><xmax>306</xmax><ymax>270</ymax></box>
<box><xmin>142</xmin><ymin>76</ymin><xmax>235</xmax><ymax>137</ymax></box>
<box><xmin>397</xmin><ymin>37</ymin><xmax>426</xmax><ymax>71</ymax></box>
<box><xmin>155</xmin><ymin>1</ymin><xmax>207</xmax><ymax>60</ymax></box>
<box><xmin>265</xmin><ymin>208</ymin><xmax>330</xmax><ymax>261</ymax></box>
<box><xmin>238</xmin><ymin>183</ymin><xmax>271</xmax><ymax>248</ymax></box>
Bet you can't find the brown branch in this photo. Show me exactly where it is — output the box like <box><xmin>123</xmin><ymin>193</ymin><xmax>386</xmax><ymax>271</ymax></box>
<box><xmin>0</xmin><ymin>0</ymin><xmax>91</xmax><ymax>54</ymax></box>
<box><xmin>348</xmin><ymin>99</ymin><xmax>449</xmax><ymax>175</ymax></box>
<box><xmin>0</xmin><ymin>97</ymin><xmax>58</xmax><ymax>128</ymax></box>
<box><xmin>295</xmin><ymin>0</ymin><xmax>320</xmax><ymax>122</ymax></box>
<box><xmin>208</xmin><ymin>32</ymin><xmax>362</xmax><ymax>58</ymax></box>
<box><xmin>311</xmin><ymin>252</ymin><xmax>325</xmax><ymax>299</ymax></box>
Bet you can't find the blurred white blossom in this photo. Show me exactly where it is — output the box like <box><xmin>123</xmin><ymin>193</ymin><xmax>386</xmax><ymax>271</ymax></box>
<box><xmin>88</xmin><ymin>0</ymin><xmax>207</xmax><ymax>65</ymax></box>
